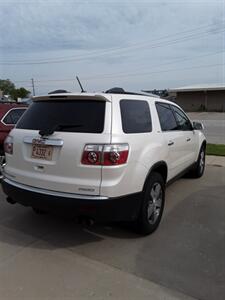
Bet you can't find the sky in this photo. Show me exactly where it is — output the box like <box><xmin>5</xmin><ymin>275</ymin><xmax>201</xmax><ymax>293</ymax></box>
<box><xmin>0</xmin><ymin>0</ymin><xmax>225</xmax><ymax>95</ymax></box>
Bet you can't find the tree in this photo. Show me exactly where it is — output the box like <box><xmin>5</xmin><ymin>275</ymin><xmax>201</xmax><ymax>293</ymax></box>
<box><xmin>0</xmin><ymin>79</ymin><xmax>30</xmax><ymax>100</ymax></box>
<box><xmin>11</xmin><ymin>87</ymin><xmax>30</xmax><ymax>99</ymax></box>
<box><xmin>0</xmin><ymin>79</ymin><xmax>15</xmax><ymax>96</ymax></box>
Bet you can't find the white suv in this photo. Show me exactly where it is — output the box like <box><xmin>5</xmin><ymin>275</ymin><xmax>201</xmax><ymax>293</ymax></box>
<box><xmin>2</xmin><ymin>91</ymin><xmax>206</xmax><ymax>234</ymax></box>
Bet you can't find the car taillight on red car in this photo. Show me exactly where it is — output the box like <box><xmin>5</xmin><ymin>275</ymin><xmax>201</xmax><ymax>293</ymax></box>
<box><xmin>81</xmin><ymin>144</ymin><xmax>129</xmax><ymax>166</ymax></box>
<box><xmin>4</xmin><ymin>136</ymin><xmax>13</xmax><ymax>155</ymax></box>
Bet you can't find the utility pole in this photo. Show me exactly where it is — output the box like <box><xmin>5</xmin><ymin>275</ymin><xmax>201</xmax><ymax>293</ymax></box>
<box><xmin>31</xmin><ymin>78</ymin><xmax>35</xmax><ymax>96</ymax></box>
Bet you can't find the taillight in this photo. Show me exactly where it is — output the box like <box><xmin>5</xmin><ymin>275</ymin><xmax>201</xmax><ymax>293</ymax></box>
<box><xmin>103</xmin><ymin>144</ymin><xmax>129</xmax><ymax>165</ymax></box>
<box><xmin>81</xmin><ymin>145</ymin><xmax>103</xmax><ymax>165</ymax></box>
<box><xmin>4</xmin><ymin>136</ymin><xmax>13</xmax><ymax>155</ymax></box>
<box><xmin>81</xmin><ymin>144</ymin><xmax>129</xmax><ymax>166</ymax></box>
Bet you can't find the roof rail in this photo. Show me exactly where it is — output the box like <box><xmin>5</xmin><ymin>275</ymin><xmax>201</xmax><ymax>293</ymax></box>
<box><xmin>105</xmin><ymin>87</ymin><xmax>150</xmax><ymax>96</ymax></box>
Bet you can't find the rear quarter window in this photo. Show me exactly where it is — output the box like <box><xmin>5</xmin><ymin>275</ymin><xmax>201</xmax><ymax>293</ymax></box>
<box><xmin>16</xmin><ymin>100</ymin><xmax>105</xmax><ymax>133</ymax></box>
<box><xmin>120</xmin><ymin>99</ymin><xmax>152</xmax><ymax>134</ymax></box>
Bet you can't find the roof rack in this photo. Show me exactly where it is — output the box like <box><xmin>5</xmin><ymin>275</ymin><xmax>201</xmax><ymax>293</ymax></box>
<box><xmin>104</xmin><ymin>87</ymin><xmax>150</xmax><ymax>96</ymax></box>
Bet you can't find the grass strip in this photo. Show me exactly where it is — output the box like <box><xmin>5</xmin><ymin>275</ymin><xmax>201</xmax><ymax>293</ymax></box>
<box><xmin>206</xmin><ymin>143</ymin><xmax>225</xmax><ymax>156</ymax></box>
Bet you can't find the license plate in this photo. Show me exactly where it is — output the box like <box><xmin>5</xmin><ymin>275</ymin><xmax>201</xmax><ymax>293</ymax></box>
<box><xmin>31</xmin><ymin>144</ymin><xmax>53</xmax><ymax>161</ymax></box>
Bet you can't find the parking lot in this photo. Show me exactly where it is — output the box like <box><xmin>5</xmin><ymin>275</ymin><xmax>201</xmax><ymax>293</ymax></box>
<box><xmin>0</xmin><ymin>163</ymin><xmax>224</xmax><ymax>300</ymax></box>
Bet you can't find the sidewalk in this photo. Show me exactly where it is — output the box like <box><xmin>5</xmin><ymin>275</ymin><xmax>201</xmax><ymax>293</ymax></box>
<box><xmin>206</xmin><ymin>155</ymin><xmax>225</xmax><ymax>167</ymax></box>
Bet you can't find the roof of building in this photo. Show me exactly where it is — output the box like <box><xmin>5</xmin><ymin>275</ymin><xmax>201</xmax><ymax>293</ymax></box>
<box><xmin>168</xmin><ymin>83</ymin><xmax>225</xmax><ymax>93</ymax></box>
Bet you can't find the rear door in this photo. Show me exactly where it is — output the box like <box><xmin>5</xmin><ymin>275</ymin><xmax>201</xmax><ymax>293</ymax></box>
<box><xmin>5</xmin><ymin>97</ymin><xmax>111</xmax><ymax>195</ymax></box>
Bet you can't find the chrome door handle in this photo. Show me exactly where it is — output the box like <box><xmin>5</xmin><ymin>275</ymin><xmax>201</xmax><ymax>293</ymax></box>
<box><xmin>186</xmin><ymin>138</ymin><xmax>191</xmax><ymax>142</ymax></box>
<box><xmin>168</xmin><ymin>141</ymin><xmax>174</xmax><ymax>146</ymax></box>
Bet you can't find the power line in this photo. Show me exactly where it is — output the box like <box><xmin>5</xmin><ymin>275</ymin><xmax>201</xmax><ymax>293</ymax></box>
<box><xmin>13</xmin><ymin>50</ymin><xmax>225</xmax><ymax>84</ymax></box>
<box><xmin>82</xmin><ymin>63</ymin><xmax>224</xmax><ymax>81</ymax></box>
<box><xmin>3</xmin><ymin>28</ymin><xmax>224</xmax><ymax>65</ymax></box>
<box><xmin>79</xmin><ymin>50</ymin><xmax>225</xmax><ymax>80</ymax></box>
<box><xmin>1</xmin><ymin>22</ymin><xmax>225</xmax><ymax>65</ymax></box>
<box><xmin>18</xmin><ymin>63</ymin><xmax>223</xmax><ymax>88</ymax></box>
<box><xmin>18</xmin><ymin>62</ymin><xmax>224</xmax><ymax>91</ymax></box>
<box><xmin>4</xmin><ymin>21</ymin><xmax>222</xmax><ymax>62</ymax></box>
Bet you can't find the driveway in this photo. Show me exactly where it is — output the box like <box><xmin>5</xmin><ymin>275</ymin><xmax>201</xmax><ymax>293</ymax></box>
<box><xmin>0</xmin><ymin>163</ymin><xmax>224</xmax><ymax>300</ymax></box>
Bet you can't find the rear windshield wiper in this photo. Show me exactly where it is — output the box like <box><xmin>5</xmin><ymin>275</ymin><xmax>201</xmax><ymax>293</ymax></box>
<box><xmin>39</xmin><ymin>124</ymin><xmax>83</xmax><ymax>136</ymax></box>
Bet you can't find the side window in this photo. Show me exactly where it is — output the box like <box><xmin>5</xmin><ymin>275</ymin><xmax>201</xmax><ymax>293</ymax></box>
<box><xmin>120</xmin><ymin>100</ymin><xmax>152</xmax><ymax>133</ymax></box>
<box><xmin>171</xmin><ymin>105</ymin><xmax>193</xmax><ymax>131</ymax></box>
<box><xmin>156</xmin><ymin>102</ymin><xmax>178</xmax><ymax>131</ymax></box>
<box><xmin>3</xmin><ymin>109</ymin><xmax>26</xmax><ymax>125</ymax></box>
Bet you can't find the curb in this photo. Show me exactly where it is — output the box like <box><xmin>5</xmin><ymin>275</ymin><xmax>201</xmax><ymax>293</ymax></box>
<box><xmin>206</xmin><ymin>155</ymin><xmax>225</xmax><ymax>167</ymax></box>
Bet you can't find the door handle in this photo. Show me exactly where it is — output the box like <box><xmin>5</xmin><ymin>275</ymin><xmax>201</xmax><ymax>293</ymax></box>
<box><xmin>186</xmin><ymin>138</ymin><xmax>191</xmax><ymax>142</ymax></box>
<box><xmin>168</xmin><ymin>141</ymin><xmax>174</xmax><ymax>146</ymax></box>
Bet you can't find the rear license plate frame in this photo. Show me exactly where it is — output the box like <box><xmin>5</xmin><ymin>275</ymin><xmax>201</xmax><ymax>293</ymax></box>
<box><xmin>31</xmin><ymin>144</ymin><xmax>53</xmax><ymax>161</ymax></box>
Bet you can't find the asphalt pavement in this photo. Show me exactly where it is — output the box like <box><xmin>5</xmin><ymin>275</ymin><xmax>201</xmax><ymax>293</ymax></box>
<box><xmin>0</xmin><ymin>162</ymin><xmax>224</xmax><ymax>300</ymax></box>
<box><xmin>188</xmin><ymin>112</ymin><xmax>225</xmax><ymax>144</ymax></box>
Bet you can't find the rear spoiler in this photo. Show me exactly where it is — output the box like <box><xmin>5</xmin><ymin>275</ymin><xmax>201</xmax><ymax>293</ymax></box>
<box><xmin>32</xmin><ymin>94</ymin><xmax>111</xmax><ymax>102</ymax></box>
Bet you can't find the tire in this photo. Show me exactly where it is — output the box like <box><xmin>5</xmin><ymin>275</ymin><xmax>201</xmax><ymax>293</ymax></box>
<box><xmin>136</xmin><ymin>172</ymin><xmax>165</xmax><ymax>235</ymax></box>
<box><xmin>190</xmin><ymin>144</ymin><xmax>206</xmax><ymax>178</ymax></box>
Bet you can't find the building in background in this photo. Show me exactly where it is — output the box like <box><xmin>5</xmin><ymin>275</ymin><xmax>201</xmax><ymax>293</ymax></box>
<box><xmin>168</xmin><ymin>84</ymin><xmax>225</xmax><ymax>112</ymax></box>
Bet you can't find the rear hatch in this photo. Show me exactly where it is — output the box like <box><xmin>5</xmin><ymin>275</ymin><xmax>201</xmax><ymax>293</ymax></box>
<box><xmin>4</xmin><ymin>95</ymin><xmax>111</xmax><ymax>195</ymax></box>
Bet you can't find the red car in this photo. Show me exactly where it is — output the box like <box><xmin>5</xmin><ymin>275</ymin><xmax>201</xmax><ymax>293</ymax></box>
<box><xmin>0</xmin><ymin>102</ymin><xmax>27</xmax><ymax>156</ymax></box>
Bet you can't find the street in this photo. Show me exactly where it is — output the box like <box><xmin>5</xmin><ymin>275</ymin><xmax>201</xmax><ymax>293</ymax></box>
<box><xmin>188</xmin><ymin>112</ymin><xmax>225</xmax><ymax>144</ymax></box>
<box><xmin>0</xmin><ymin>164</ymin><xmax>224</xmax><ymax>300</ymax></box>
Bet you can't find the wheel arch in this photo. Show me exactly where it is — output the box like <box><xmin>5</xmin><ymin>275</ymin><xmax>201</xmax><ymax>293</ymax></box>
<box><xmin>197</xmin><ymin>139</ymin><xmax>206</xmax><ymax>161</ymax></box>
<box><xmin>143</xmin><ymin>161</ymin><xmax>168</xmax><ymax>191</ymax></box>
<box><xmin>201</xmin><ymin>139</ymin><xmax>207</xmax><ymax>149</ymax></box>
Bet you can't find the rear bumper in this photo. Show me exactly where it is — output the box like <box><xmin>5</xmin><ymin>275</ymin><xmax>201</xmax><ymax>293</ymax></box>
<box><xmin>2</xmin><ymin>178</ymin><xmax>143</xmax><ymax>222</ymax></box>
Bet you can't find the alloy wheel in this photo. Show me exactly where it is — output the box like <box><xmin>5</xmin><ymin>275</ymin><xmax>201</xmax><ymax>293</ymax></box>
<box><xmin>147</xmin><ymin>182</ymin><xmax>163</xmax><ymax>224</ymax></box>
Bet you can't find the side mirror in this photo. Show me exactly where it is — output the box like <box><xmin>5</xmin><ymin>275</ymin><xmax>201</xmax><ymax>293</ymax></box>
<box><xmin>193</xmin><ymin>121</ymin><xmax>204</xmax><ymax>130</ymax></box>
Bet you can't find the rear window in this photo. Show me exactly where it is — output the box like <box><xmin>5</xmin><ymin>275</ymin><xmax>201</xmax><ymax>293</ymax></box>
<box><xmin>120</xmin><ymin>100</ymin><xmax>152</xmax><ymax>133</ymax></box>
<box><xmin>17</xmin><ymin>100</ymin><xmax>105</xmax><ymax>133</ymax></box>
